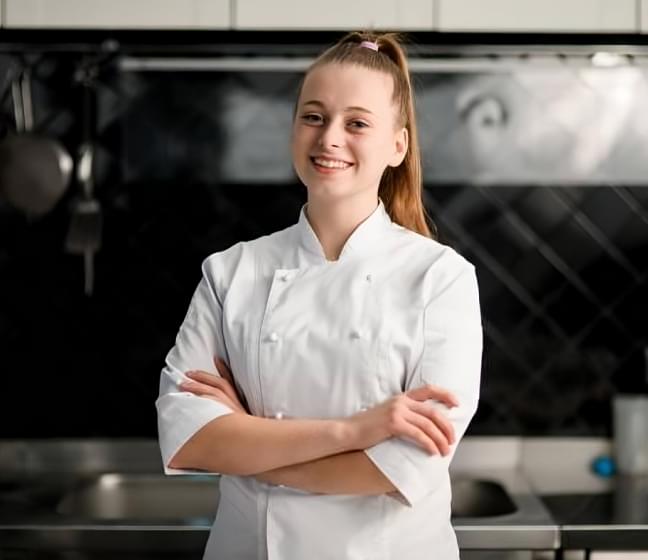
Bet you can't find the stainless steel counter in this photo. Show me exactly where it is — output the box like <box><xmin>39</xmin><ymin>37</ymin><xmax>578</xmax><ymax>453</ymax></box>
<box><xmin>1</xmin><ymin>438</ymin><xmax>646</xmax><ymax>556</ymax></box>
<box><xmin>451</xmin><ymin>468</ymin><xmax>559</xmax><ymax>550</ymax></box>
<box><xmin>539</xmin><ymin>475</ymin><xmax>648</xmax><ymax>551</ymax></box>
<box><xmin>0</xmin><ymin>471</ymin><xmax>559</xmax><ymax>553</ymax></box>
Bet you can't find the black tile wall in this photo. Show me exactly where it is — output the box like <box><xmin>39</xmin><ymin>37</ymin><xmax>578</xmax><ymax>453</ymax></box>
<box><xmin>0</xmin><ymin>52</ymin><xmax>646</xmax><ymax>437</ymax></box>
<box><xmin>426</xmin><ymin>184</ymin><xmax>647</xmax><ymax>434</ymax></box>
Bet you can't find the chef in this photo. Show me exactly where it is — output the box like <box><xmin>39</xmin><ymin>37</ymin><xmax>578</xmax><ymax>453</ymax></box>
<box><xmin>156</xmin><ymin>30</ymin><xmax>483</xmax><ymax>560</ymax></box>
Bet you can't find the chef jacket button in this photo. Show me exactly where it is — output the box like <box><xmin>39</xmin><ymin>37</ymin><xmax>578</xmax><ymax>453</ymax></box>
<box><xmin>280</xmin><ymin>273</ymin><xmax>290</xmax><ymax>282</ymax></box>
<box><xmin>366</xmin><ymin>273</ymin><xmax>372</xmax><ymax>282</ymax></box>
<box><xmin>350</xmin><ymin>329</ymin><xmax>362</xmax><ymax>339</ymax></box>
<box><xmin>268</xmin><ymin>332</ymin><xmax>279</xmax><ymax>342</ymax></box>
<box><xmin>274</xmin><ymin>411</ymin><xmax>284</xmax><ymax>420</ymax></box>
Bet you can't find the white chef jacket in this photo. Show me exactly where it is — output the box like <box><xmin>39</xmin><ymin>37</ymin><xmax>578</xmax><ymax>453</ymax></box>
<box><xmin>156</xmin><ymin>197</ymin><xmax>483</xmax><ymax>560</ymax></box>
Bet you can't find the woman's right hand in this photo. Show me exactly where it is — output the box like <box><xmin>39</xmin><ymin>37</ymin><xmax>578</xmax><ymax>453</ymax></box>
<box><xmin>179</xmin><ymin>356</ymin><xmax>250</xmax><ymax>415</ymax></box>
<box><xmin>345</xmin><ymin>385</ymin><xmax>459</xmax><ymax>456</ymax></box>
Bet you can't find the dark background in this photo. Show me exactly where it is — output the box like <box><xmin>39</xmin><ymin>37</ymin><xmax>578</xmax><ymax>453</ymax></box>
<box><xmin>1</xmin><ymin>32</ymin><xmax>646</xmax><ymax>438</ymax></box>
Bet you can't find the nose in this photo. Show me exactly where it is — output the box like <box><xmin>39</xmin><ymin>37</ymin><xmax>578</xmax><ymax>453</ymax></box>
<box><xmin>318</xmin><ymin>119</ymin><xmax>344</xmax><ymax>149</ymax></box>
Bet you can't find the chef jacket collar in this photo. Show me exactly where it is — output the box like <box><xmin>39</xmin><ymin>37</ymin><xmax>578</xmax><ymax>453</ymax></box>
<box><xmin>297</xmin><ymin>197</ymin><xmax>392</xmax><ymax>262</ymax></box>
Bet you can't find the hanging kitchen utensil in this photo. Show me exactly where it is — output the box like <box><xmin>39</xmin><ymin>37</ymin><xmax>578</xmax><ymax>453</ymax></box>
<box><xmin>0</xmin><ymin>66</ymin><xmax>73</xmax><ymax>217</ymax></box>
<box><xmin>64</xmin><ymin>63</ymin><xmax>102</xmax><ymax>297</ymax></box>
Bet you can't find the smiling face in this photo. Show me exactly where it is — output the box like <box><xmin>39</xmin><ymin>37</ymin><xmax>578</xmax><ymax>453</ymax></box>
<box><xmin>291</xmin><ymin>63</ymin><xmax>408</xmax><ymax>204</ymax></box>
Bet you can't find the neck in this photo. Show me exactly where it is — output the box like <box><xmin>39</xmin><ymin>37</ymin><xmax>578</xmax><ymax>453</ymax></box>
<box><xmin>304</xmin><ymin>194</ymin><xmax>379</xmax><ymax>261</ymax></box>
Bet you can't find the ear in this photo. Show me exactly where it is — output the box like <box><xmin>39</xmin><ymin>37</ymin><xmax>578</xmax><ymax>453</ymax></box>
<box><xmin>388</xmin><ymin>126</ymin><xmax>409</xmax><ymax>167</ymax></box>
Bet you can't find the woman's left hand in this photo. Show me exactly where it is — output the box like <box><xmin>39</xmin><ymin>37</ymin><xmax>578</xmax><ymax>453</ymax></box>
<box><xmin>179</xmin><ymin>356</ymin><xmax>250</xmax><ymax>414</ymax></box>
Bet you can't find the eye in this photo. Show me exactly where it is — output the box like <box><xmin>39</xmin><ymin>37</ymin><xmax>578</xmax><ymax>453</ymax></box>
<box><xmin>349</xmin><ymin>120</ymin><xmax>369</xmax><ymax>129</ymax></box>
<box><xmin>301</xmin><ymin>113</ymin><xmax>323</xmax><ymax>124</ymax></box>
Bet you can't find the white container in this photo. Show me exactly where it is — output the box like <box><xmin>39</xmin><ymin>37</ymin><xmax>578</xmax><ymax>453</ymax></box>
<box><xmin>613</xmin><ymin>394</ymin><xmax>648</xmax><ymax>474</ymax></box>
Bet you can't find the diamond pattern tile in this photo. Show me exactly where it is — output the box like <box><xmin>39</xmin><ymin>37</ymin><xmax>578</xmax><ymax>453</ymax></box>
<box><xmin>426</xmin><ymin>185</ymin><xmax>648</xmax><ymax>434</ymax></box>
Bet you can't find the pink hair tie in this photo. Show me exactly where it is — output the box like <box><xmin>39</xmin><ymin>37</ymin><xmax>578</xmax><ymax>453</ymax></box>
<box><xmin>359</xmin><ymin>40</ymin><xmax>379</xmax><ymax>52</ymax></box>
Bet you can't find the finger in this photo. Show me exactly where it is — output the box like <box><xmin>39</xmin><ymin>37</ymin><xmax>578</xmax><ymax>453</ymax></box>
<box><xmin>409</xmin><ymin>401</ymin><xmax>456</xmax><ymax>444</ymax></box>
<box><xmin>187</xmin><ymin>370</ymin><xmax>241</xmax><ymax>405</ymax></box>
<box><xmin>213</xmin><ymin>356</ymin><xmax>235</xmax><ymax>386</ymax></box>
<box><xmin>204</xmin><ymin>390</ymin><xmax>239</xmax><ymax>411</ymax></box>
<box><xmin>406</xmin><ymin>384</ymin><xmax>459</xmax><ymax>408</ymax></box>
<box><xmin>406</xmin><ymin>410</ymin><xmax>451</xmax><ymax>455</ymax></box>
<box><xmin>186</xmin><ymin>382</ymin><xmax>246</xmax><ymax>412</ymax></box>
<box><xmin>394</xmin><ymin>418</ymin><xmax>440</xmax><ymax>456</ymax></box>
<box><xmin>186</xmin><ymin>370</ymin><xmax>227</xmax><ymax>388</ymax></box>
<box><xmin>182</xmin><ymin>384</ymin><xmax>242</xmax><ymax>412</ymax></box>
<box><xmin>406</xmin><ymin>383</ymin><xmax>458</xmax><ymax>407</ymax></box>
<box><xmin>405</xmin><ymin>410</ymin><xmax>452</xmax><ymax>456</ymax></box>
<box><xmin>180</xmin><ymin>380</ymin><xmax>225</xmax><ymax>399</ymax></box>
<box><xmin>213</xmin><ymin>357</ymin><xmax>250</xmax><ymax>412</ymax></box>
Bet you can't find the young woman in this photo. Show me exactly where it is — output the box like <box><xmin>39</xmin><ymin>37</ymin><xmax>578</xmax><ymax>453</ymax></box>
<box><xmin>156</xmin><ymin>31</ymin><xmax>483</xmax><ymax>560</ymax></box>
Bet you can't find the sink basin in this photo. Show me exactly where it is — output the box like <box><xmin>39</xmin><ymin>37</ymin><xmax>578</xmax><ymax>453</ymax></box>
<box><xmin>451</xmin><ymin>479</ymin><xmax>518</xmax><ymax>518</ymax></box>
<box><xmin>56</xmin><ymin>473</ymin><xmax>220</xmax><ymax>520</ymax></box>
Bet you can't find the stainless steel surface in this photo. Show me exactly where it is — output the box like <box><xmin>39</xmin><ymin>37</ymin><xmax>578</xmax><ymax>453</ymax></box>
<box><xmin>0</xmin><ymin>473</ymin><xmax>211</xmax><ymax>553</ymax></box>
<box><xmin>452</xmin><ymin>479</ymin><xmax>518</xmax><ymax>517</ymax></box>
<box><xmin>540</xmin><ymin>475</ymin><xmax>648</xmax><ymax>550</ymax></box>
<box><xmin>0</xmin><ymin>439</ymin><xmax>561</xmax><ymax>553</ymax></box>
<box><xmin>0</xmin><ymin>439</ymin><xmax>162</xmax><ymax>474</ymax></box>
<box><xmin>0</xmin><ymin>69</ymin><xmax>73</xmax><ymax>216</ymax></box>
<box><xmin>56</xmin><ymin>473</ymin><xmax>219</xmax><ymax>520</ymax></box>
<box><xmin>116</xmin><ymin>54</ymin><xmax>641</xmax><ymax>73</ymax></box>
<box><xmin>452</xmin><ymin>469</ymin><xmax>559</xmax><ymax>550</ymax></box>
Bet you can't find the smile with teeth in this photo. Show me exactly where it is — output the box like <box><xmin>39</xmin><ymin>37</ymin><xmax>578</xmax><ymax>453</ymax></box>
<box><xmin>311</xmin><ymin>157</ymin><xmax>353</xmax><ymax>169</ymax></box>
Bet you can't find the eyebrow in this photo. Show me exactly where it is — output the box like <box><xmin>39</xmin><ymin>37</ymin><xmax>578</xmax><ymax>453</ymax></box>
<box><xmin>302</xmin><ymin>100</ymin><xmax>374</xmax><ymax>115</ymax></box>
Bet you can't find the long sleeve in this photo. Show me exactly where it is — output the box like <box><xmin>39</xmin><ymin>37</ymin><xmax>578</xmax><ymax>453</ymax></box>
<box><xmin>155</xmin><ymin>255</ymin><xmax>235</xmax><ymax>475</ymax></box>
<box><xmin>363</xmin><ymin>260</ymin><xmax>483</xmax><ymax>507</ymax></box>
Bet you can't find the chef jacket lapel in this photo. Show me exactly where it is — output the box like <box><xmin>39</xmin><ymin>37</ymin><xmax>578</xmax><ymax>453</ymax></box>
<box><xmin>296</xmin><ymin>197</ymin><xmax>393</xmax><ymax>262</ymax></box>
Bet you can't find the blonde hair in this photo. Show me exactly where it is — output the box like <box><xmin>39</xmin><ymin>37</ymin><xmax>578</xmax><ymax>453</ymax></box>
<box><xmin>294</xmin><ymin>31</ymin><xmax>437</xmax><ymax>239</ymax></box>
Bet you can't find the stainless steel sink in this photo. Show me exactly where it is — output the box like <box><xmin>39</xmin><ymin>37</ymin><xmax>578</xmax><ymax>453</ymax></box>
<box><xmin>451</xmin><ymin>478</ymin><xmax>518</xmax><ymax>517</ymax></box>
<box><xmin>451</xmin><ymin>469</ymin><xmax>560</xmax><ymax>550</ymax></box>
<box><xmin>56</xmin><ymin>473</ymin><xmax>220</xmax><ymax>520</ymax></box>
<box><xmin>0</xmin><ymin>440</ymin><xmax>560</xmax><ymax>553</ymax></box>
<box><xmin>54</xmin><ymin>473</ymin><xmax>519</xmax><ymax>522</ymax></box>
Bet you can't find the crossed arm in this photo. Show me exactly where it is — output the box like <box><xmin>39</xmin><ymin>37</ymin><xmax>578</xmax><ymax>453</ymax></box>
<box><xmin>170</xmin><ymin>411</ymin><xmax>396</xmax><ymax>497</ymax></box>
<box><xmin>169</xmin><ymin>357</ymin><xmax>456</xmax><ymax>499</ymax></box>
<box><xmin>255</xmin><ymin>450</ymin><xmax>396</xmax><ymax>496</ymax></box>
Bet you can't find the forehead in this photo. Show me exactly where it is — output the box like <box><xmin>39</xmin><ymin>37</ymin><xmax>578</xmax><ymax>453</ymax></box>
<box><xmin>299</xmin><ymin>63</ymin><xmax>395</xmax><ymax>113</ymax></box>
